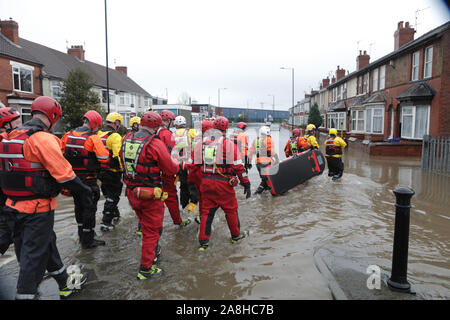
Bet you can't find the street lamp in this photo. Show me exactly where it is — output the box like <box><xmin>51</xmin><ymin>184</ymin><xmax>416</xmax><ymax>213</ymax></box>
<box><xmin>104</xmin><ymin>0</ymin><xmax>110</xmax><ymax>114</ymax></box>
<box><xmin>218</xmin><ymin>87</ymin><xmax>227</xmax><ymax>109</ymax></box>
<box><xmin>281</xmin><ymin>67</ymin><xmax>295</xmax><ymax>130</ymax></box>
<box><xmin>268</xmin><ymin>94</ymin><xmax>275</xmax><ymax>111</ymax></box>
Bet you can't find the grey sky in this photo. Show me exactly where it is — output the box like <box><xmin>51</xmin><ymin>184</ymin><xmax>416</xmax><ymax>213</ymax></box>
<box><xmin>1</xmin><ymin>0</ymin><xmax>449</xmax><ymax>110</ymax></box>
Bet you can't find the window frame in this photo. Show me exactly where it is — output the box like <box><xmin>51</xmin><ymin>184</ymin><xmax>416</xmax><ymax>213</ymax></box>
<box><xmin>379</xmin><ymin>65</ymin><xmax>386</xmax><ymax>90</ymax></box>
<box><xmin>372</xmin><ymin>68</ymin><xmax>379</xmax><ymax>92</ymax></box>
<box><xmin>365</xmin><ymin>106</ymin><xmax>384</xmax><ymax>134</ymax></box>
<box><xmin>411</xmin><ymin>50</ymin><xmax>420</xmax><ymax>81</ymax></box>
<box><xmin>351</xmin><ymin>109</ymin><xmax>366</xmax><ymax>133</ymax></box>
<box><xmin>424</xmin><ymin>46</ymin><xmax>433</xmax><ymax>79</ymax></box>
<box><xmin>10</xmin><ymin>61</ymin><xmax>34</xmax><ymax>93</ymax></box>
<box><xmin>400</xmin><ymin>105</ymin><xmax>430</xmax><ymax>140</ymax></box>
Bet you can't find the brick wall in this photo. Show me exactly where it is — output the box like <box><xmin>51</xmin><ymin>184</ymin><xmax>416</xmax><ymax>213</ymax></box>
<box><xmin>439</xmin><ymin>30</ymin><xmax>450</xmax><ymax>136</ymax></box>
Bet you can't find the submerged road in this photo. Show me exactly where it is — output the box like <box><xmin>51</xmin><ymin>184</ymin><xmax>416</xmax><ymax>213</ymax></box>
<box><xmin>1</xmin><ymin>125</ymin><xmax>449</xmax><ymax>299</ymax></box>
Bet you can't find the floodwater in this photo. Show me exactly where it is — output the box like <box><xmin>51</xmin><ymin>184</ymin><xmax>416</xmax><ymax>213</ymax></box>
<box><xmin>0</xmin><ymin>124</ymin><xmax>449</xmax><ymax>300</ymax></box>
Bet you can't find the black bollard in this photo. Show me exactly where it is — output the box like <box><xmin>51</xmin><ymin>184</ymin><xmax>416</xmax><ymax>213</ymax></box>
<box><xmin>387</xmin><ymin>186</ymin><xmax>415</xmax><ymax>293</ymax></box>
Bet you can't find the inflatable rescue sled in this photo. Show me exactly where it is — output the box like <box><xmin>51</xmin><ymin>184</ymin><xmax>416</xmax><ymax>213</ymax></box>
<box><xmin>265</xmin><ymin>149</ymin><xmax>325</xmax><ymax>196</ymax></box>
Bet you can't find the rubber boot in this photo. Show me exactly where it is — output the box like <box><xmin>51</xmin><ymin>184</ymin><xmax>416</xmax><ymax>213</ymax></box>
<box><xmin>81</xmin><ymin>231</ymin><xmax>106</xmax><ymax>249</ymax></box>
<box><xmin>100</xmin><ymin>212</ymin><xmax>115</xmax><ymax>232</ymax></box>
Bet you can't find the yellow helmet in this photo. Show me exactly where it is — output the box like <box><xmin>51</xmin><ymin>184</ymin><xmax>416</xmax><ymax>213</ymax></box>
<box><xmin>306</xmin><ymin>124</ymin><xmax>316</xmax><ymax>131</ymax></box>
<box><xmin>129</xmin><ymin>116</ymin><xmax>140</xmax><ymax>127</ymax></box>
<box><xmin>106</xmin><ymin>112</ymin><xmax>123</xmax><ymax>124</ymax></box>
<box><xmin>329</xmin><ymin>128</ymin><xmax>338</xmax><ymax>136</ymax></box>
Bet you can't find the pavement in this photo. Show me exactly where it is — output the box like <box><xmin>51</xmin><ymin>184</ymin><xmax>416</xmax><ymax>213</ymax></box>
<box><xmin>313</xmin><ymin>244</ymin><xmax>421</xmax><ymax>300</ymax></box>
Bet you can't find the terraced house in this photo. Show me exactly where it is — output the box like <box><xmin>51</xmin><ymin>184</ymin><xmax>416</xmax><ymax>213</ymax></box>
<box><xmin>0</xmin><ymin>19</ymin><xmax>166</xmax><ymax>130</ymax></box>
<box><xmin>318</xmin><ymin>20</ymin><xmax>450</xmax><ymax>156</ymax></box>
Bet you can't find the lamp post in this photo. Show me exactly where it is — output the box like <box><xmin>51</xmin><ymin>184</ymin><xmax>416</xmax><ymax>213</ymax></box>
<box><xmin>281</xmin><ymin>67</ymin><xmax>294</xmax><ymax>130</ymax></box>
<box><xmin>218</xmin><ymin>87</ymin><xmax>227</xmax><ymax>109</ymax></box>
<box><xmin>104</xmin><ymin>0</ymin><xmax>110</xmax><ymax>114</ymax></box>
<box><xmin>268</xmin><ymin>94</ymin><xmax>275</xmax><ymax>111</ymax></box>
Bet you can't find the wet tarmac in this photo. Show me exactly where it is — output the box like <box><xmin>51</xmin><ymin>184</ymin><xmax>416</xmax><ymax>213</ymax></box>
<box><xmin>0</xmin><ymin>124</ymin><xmax>449</xmax><ymax>300</ymax></box>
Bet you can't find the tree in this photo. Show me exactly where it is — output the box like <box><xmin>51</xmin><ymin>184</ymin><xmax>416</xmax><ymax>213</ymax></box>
<box><xmin>58</xmin><ymin>68</ymin><xmax>104</xmax><ymax>131</ymax></box>
<box><xmin>308</xmin><ymin>102</ymin><xmax>323</xmax><ymax>128</ymax></box>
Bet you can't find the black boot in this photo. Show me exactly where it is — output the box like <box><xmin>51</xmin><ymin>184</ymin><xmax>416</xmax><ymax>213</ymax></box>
<box><xmin>81</xmin><ymin>231</ymin><xmax>106</xmax><ymax>249</ymax></box>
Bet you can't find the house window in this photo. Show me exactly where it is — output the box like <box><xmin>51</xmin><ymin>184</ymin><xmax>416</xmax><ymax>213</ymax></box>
<box><xmin>351</xmin><ymin>109</ymin><xmax>365</xmax><ymax>132</ymax></box>
<box><xmin>102</xmin><ymin>90</ymin><xmax>115</xmax><ymax>104</ymax></box>
<box><xmin>358</xmin><ymin>76</ymin><xmax>363</xmax><ymax>94</ymax></box>
<box><xmin>343</xmin><ymin>82</ymin><xmax>347</xmax><ymax>99</ymax></box>
<box><xmin>51</xmin><ymin>80</ymin><xmax>62</xmax><ymax>99</ymax></box>
<box><xmin>363</xmin><ymin>73</ymin><xmax>369</xmax><ymax>93</ymax></box>
<box><xmin>401</xmin><ymin>105</ymin><xmax>429</xmax><ymax>140</ymax></box>
<box><xmin>328</xmin><ymin>112</ymin><xmax>346</xmax><ymax>130</ymax></box>
<box><xmin>20</xmin><ymin>107</ymin><xmax>32</xmax><ymax>123</ymax></box>
<box><xmin>12</xmin><ymin>65</ymin><xmax>33</xmax><ymax>93</ymax></box>
<box><xmin>144</xmin><ymin>96</ymin><xmax>151</xmax><ymax>107</ymax></box>
<box><xmin>379</xmin><ymin>65</ymin><xmax>386</xmax><ymax>90</ymax></box>
<box><xmin>411</xmin><ymin>51</ymin><xmax>420</xmax><ymax>81</ymax></box>
<box><xmin>372</xmin><ymin>68</ymin><xmax>379</xmax><ymax>92</ymax></box>
<box><xmin>424</xmin><ymin>46</ymin><xmax>433</xmax><ymax>79</ymax></box>
<box><xmin>365</xmin><ymin>107</ymin><xmax>384</xmax><ymax>134</ymax></box>
<box><xmin>119</xmin><ymin>92</ymin><xmax>130</xmax><ymax>105</ymax></box>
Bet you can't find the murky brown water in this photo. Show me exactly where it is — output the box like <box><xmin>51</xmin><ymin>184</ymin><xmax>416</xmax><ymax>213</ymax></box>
<box><xmin>1</xmin><ymin>125</ymin><xmax>449</xmax><ymax>299</ymax></box>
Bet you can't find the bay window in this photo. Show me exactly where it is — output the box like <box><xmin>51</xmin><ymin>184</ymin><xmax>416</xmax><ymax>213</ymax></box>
<box><xmin>401</xmin><ymin>105</ymin><xmax>430</xmax><ymax>140</ymax></box>
<box><xmin>351</xmin><ymin>109</ymin><xmax>365</xmax><ymax>132</ymax></box>
<box><xmin>365</xmin><ymin>107</ymin><xmax>384</xmax><ymax>134</ymax></box>
<box><xmin>328</xmin><ymin>112</ymin><xmax>346</xmax><ymax>130</ymax></box>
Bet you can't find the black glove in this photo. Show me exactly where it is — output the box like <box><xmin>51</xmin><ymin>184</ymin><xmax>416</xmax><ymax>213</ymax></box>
<box><xmin>243</xmin><ymin>181</ymin><xmax>251</xmax><ymax>199</ymax></box>
<box><xmin>61</xmin><ymin>177</ymin><xmax>93</xmax><ymax>206</ymax></box>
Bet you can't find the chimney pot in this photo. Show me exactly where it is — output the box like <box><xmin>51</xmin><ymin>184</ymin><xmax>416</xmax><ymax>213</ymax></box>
<box><xmin>67</xmin><ymin>45</ymin><xmax>85</xmax><ymax>61</ymax></box>
<box><xmin>115</xmin><ymin>66</ymin><xmax>127</xmax><ymax>76</ymax></box>
<box><xmin>394</xmin><ymin>20</ymin><xmax>415</xmax><ymax>50</ymax></box>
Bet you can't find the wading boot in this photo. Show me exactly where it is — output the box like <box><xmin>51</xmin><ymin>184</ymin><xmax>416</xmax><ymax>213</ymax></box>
<box><xmin>255</xmin><ymin>183</ymin><xmax>265</xmax><ymax>194</ymax></box>
<box><xmin>112</xmin><ymin>208</ymin><xmax>121</xmax><ymax>225</ymax></box>
<box><xmin>58</xmin><ymin>272</ymin><xmax>88</xmax><ymax>299</ymax></box>
<box><xmin>198</xmin><ymin>240</ymin><xmax>209</xmax><ymax>252</ymax></box>
<box><xmin>176</xmin><ymin>218</ymin><xmax>192</xmax><ymax>228</ymax></box>
<box><xmin>81</xmin><ymin>231</ymin><xmax>106</xmax><ymax>249</ymax></box>
<box><xmin>137</xmin><ymin>265</ymin><xmax>163</xmax><ymax>280</ymax></box>
<box><xmin>100</xmin><ymin>212</ymin><xmax>115</xmax><ymax>232</ymax></box>
<box><xmin>231</xmin><ymin>230</ymin><xmax>249</xmax><ymax>244</ymax></box>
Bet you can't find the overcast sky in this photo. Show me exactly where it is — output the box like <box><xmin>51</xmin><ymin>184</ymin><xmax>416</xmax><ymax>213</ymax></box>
<box><xmin>1</xmin><ymin>0</ymin><xmax>449</xmax><ymax>110</ymax></box>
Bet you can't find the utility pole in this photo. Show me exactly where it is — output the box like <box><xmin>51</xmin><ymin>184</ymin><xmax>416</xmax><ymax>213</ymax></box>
<box><xmin>104</xmin><ymin>0</ymin><xmax>110</xmax><ymax>114</ymax></box>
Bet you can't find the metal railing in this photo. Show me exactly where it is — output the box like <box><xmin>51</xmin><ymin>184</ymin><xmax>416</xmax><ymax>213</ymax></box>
<box><xmin>421</xmin><ymin>135</ymin><xmax>450</xmax><ymax>175</ymax></box>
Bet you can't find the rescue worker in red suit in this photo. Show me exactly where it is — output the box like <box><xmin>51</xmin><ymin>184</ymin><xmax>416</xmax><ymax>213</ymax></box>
<box><xmin>61</xmin><ymin>110</ymin><xmax>109</xmax><ymax>249</ymax></box>
<box><xmin>190</xmin><ymin>119</ymin><xmax>214</xmax><ymax>224</ymax></box>
<box><xmin>188</xmin><ymin>116</ymin><xmax>251</xmax><ymax>251</ymax></box>
<box><xmin>0</xmin><ymin>108</ymin><xmax>22</xmax><ymax>256</ymax></box>
<box><xmin>121</xmin><ymin>111</ymin><xmax>180</xmax><ymax>279</ymax></box>
<box><xmin>0</xmin><ymin>97</ymin><xmax>90</xmax><ymax>299</ymax></box>
<box><xmin>157</xmin><ymin>110</ymin><xmax>191</xmax><ymax>227</ymax></box>
<box><xmin>284</xmin><ymin>128</ymin><xmax>311</xmax><ymax>158</ymax></box>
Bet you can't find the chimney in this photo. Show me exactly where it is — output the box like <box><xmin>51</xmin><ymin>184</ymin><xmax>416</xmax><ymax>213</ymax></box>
<box><xmin>394</xmin><ymin>20</ymin><xmax>415</xmax><ymax>51</ymax></box>
<box><xmin>0</xmin><ymin>19</ymin><xmax>19</xmax><ymax>45</ymax></box>
<box><xmin>356</xmin><ymin>50</ymin><xmax>370</xmax><ymax>70</ymax></box>
<box><xmin>67</xmin><ymin>45</ymin><xmax>85</xmax><ymax>61</ymax></box>
<box><xmin>115</xmin><ymin>66</ymin><xmax>127</xmax><ymax>76</ymax></box>
<box><xmin>322</xmin><ymin>77</ymin><xmax>330</xmax><ymax>88</ymax></box>
<box><xmin>336</xmin><ymin>65</ymin><xmax>346</xmax><ymax>81</ymax></box>
<box><xmin>331</xmin><ymin>76</ymin><xmax>336</xmax><ymax>84</ymax></box>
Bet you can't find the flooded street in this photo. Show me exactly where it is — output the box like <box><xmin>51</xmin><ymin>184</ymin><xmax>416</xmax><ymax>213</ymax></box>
<box><xmin>1</xmin><ymin>125</ymin><xmax>449</xmax><ymax>300</ymax></box>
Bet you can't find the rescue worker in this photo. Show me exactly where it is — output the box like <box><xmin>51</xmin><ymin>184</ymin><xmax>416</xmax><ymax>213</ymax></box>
<box><xmin>172</xmin><ymin>115</ymin><xmax>199</xmax><ymax>216</ymax></box>
<box><xmin>129</xmin><ymin>116</ymin><xmax>140</xmax><ymax>132</ymax></box>
<box><xmin>97</xmin><ymin>112</ymin><xmax>124</xmax><ymax>232</ymax></box>
<box><xmin>248</xmin><ymin>125</ymin><xmax>279</xmax><ymax>194</ymax></box>
<box><xmin>0</xmin><ymin>96</ymin><xmax>90</xmax><ymax>299</ymax></box>
<box><xmin>0</xmin><ymin>107</ymin><xmax>22</xmax><ymax>256</ymax></box>
<box><xmin>61</xmin><ymin>110</ymin><xmax>109</xmax><ymax>248</ymax></box>
<box><xmin>121</xmin><ymin>111</ymin><xmax>180</xmax><ymax>279</ymax></box>
<box><xmin>324</xmin><ymin>128</ymin><xmax>347</xmax><ymax>181</ymax></box>
<box><xmin>188</xmin><ymin>116</ymin><xmax>251</xmax><ymax>251</ymax></box>
<box><xmin>233</xmin><ymin>122</ymin><xmax>251</xmax><ymax>172</ymax></box>
<box><xmin>157</xmin><ymin>110</ymin><xmax>191</xmax><ymax>227</ymax></box>
<box><xmin>304</xmin><ymin>124</ymin><xmax>319</xmax><ymax>149</ymax></box>
<box><xmin>284</xmin><ymin>128</ymin><xmax>311</xmax><ymax>158</ymax></box>
<box><xmin>191</xmin><ymin>119</ymin><xmax>214</xmax><ymax>224</ymax></box>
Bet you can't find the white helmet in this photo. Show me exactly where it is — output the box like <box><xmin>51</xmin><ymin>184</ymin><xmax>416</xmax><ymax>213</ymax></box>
<box><xmin>174</xmin><ymin>115</ymin><xmax>186</xmax><ymax>127</ymax></box>
<box><xmin>259</xmin><ymin>126</ymin><xmax>270</xmax><ymax>136</ymax></box>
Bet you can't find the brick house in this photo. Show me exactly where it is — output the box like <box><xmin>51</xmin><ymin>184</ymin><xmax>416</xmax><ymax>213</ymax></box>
<box><xmin>0</xmin><ymin>20</ymin><xmax>43</xmax><ymax>122</ymax></box>
<box><xmin>321</xmin><ymin>20</ymin><xmax>450</xmax><ymax>156</ymax></box>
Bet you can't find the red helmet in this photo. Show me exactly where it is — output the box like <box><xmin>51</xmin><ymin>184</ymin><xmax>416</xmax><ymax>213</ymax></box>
<box><xmin>292</xmin><ymin>128</ymin><xmax>301</xmax><ymax>136</ymax></box>
<box><xmin>31</xmin><ymin>96</ymin><xmax>62</xmax><ymax>125</ymax></box>
<box><xmin>141</xmin><ymin>111</ymin><xmax>162</xmax><ymax>128</ymax></box>
<box><xmin>213</xmin><ymin>116</ymin><xmax>229</xmax><ymax>131</ymax></box>
<box><xmin>237</xmin><ymin>122</ymin><xmax>247</xmax><ymax>130</ymax></box>
<box><xmin>201</xmin><ymin>119</ymin><xmax>214</xmax><ymax>133</ymax></box>
<box><xmin>0</xmin><ymin>107</ymin><xmax>21</xmax><ymax>128</ymax></box>
<box><xmin>160</xmin><ymin>110</ymin><xmax>175</xmax><ymax>121</ymax></box>
<box><xmin>83</xmin><ymin>110</ymin><xmax>103</xmax><ymax>131</ymax></box>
